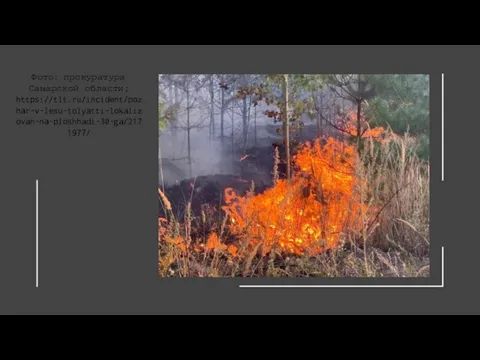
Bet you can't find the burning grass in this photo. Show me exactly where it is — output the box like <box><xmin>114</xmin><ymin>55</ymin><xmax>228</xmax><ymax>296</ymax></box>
<box><xmin>223</xmin><ymin>137</ymin><xmax>367</xmax><ymax>256</ymax></box>
<box><xmin>158</xmin><ymin>129</ymin><xmax>430</xmax><ymax>278</ymax></box>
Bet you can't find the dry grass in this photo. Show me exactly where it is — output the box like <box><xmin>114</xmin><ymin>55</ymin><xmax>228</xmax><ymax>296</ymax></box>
<box><xmin>158</xmin><ymin>131</ymin><xmax>430</xmax><ymax>278</ymax></box>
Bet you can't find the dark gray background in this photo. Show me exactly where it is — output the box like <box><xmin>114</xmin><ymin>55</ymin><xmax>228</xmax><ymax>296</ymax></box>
<box><xmin>0</xmin><ymin>45</ymin><xmax>474</xmax><ymax>314</ymax></box>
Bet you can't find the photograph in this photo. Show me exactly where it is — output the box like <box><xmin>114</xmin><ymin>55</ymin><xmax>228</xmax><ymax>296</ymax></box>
<box><xmin>158</xmin><ymin>74</ymin><xmax>430</xmax><ymax>278</ymax></box>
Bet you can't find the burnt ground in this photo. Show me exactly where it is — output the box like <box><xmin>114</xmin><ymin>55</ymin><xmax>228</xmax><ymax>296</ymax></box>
<box><xmin>159</xmin><ymin>125</ymin><xmax>332</xmax><ymax>220</ymax></box>
<box><xmin>159</xmin><ymin>143</ymin><xmax>288</xmax><ymax>219</ymax></box>
<box><xmin>159</xmin><ymin>174</ymin><xmax>270</xmax><ymax>219</ymax></box>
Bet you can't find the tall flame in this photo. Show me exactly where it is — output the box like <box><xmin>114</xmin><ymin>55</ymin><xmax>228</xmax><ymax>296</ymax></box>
<box><xmin>222</xmin><ymin>137</ymin><xmax>368</xmax><ymax>256</ymax></box>
<box><xmin>159</xmin><ymin>119</ymin><xmax>389</xmax><ymax>258</ymax></box>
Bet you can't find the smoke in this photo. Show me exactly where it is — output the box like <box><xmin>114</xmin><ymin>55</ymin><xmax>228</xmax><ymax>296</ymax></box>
<box><xmin>158</xmin><ymin>73</ymin><xmax>332</xmax><ymax>187</ymax></box>
<box><xmin>159</xmin><ymin>123</ymin><xmax>233</xmax><ymax>187</ymax></box>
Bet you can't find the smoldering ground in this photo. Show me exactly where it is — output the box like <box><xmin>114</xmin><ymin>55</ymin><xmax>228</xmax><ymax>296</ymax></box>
<box><xmin>158</xmin><ymin>74</ymin><xmax>346</xmax><ymax>217</ymax></box>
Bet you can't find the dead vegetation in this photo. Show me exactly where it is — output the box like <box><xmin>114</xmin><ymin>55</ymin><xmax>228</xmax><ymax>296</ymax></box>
<box><xmin>158</xmin><ymin>128</ymin><xmax>430</xmax><ymax>278</ymax></box>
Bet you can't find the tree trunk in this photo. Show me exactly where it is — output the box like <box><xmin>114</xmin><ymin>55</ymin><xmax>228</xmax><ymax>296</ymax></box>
<box><xmin>187</xmin><ymin>88</ymin><xmax>192</xmax><ymax>178</ymax></box>
<box><xmin>254</xmin><ymin>106</ymin><xmax>257</xmax><ymax>146</ymax></box>
<box><xmin>173</xmin><ymin>84</ymin><xmax>179</xmax><ymax>136</ymax></box>
<box><xmin>209</xmin><ymin>78</ymin><xmax>215</xmax><ymax>142</ymax></box>
<box><xmin>356</xmin><ymin>74</ymin><xmax>363</xmax><ymax>152</ymax></box>
<box><xmin>284</xmin><ymin>74</ymin><xmax>291</xmax><ymax>180</ymax></box>
<box><xmin>243</xmin><ymin>99</ymin><xmax>251</xmax><ymax>151</ymax></box>
<box><xmin>356</xmin><ymin>99</ymin><xmax>362</xmax><ymax>151</ymax></box>
<box><xmin>242</xmin><ymin>97</ymin><xmax>248</xmax><ymax>147</ymax></box>
<box><xmin>168</xmin><ymin>85</ymin><xmax>173</xmax><ymax>105</ymax></box>
<box><xmin>231</xmin><ymin>95</ymin><xmax>235</xmax><ymax>161</ymax></box>
<box><xmin>316</xmin><ymin>92</ymin><xmax>322</xmax><ymax>139</ymax></box>
<box><xmin>221</xmin><ymin>85</ymin><xmax>225</xmax><ymax>147</ymax></box>
<box><xmin>159</xmin><ymin>144</ymin><xmax>165</xmax><ymax>192</ymax></box>
<box><xmin>316</xmin><ymin>113</ymin><xmax>321</xmax><ymax>138</ymax></box>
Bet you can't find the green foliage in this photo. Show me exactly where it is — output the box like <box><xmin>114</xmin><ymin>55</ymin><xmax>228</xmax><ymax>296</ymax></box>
<box><xmin>415</xmin><ymin>133</ymin><xmax>430</xmax><ymax>161</ymax></box>
<box><xmin>366</xmin><ymin>75</ymin><xmax>429</xmax><ymax>136</ymax></box>
<box><xmin>158</xmin><ymin>101</ymin><xmax>179</xmax><ymax>132</ymax></box>
<box><xmin>158</xmin><ymin>101</ymin><xmax>167</xmax><ymax>131</ymax></box>
<box><xmin>238</xmin><ymin>74</ymin><xmax>324</xmax><ymax>128</ymax></box>
<box><xmin>293</xmin><ymin>74</ymin><xmax>324</xmax><ymax>91</ymax></box>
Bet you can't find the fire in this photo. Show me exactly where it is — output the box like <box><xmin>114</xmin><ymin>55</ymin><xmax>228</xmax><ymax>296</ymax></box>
<box><xmin>240</xmin><ymin>154</ymin><xmax>250</xmax><ymax>161</ymax></box>
<box><xmin>206</xmin><ymin>233</ymin><xmax>227</xmax><ymax>251</ymax></box>
<box><xmin>222</xmin><ymin>137</ymin><xmax>368</xmax><ymax>256</ymax></box>
<box><xmin>339</xmin><ymin>109</ymin><xmax>386</xmax><ymax>140</ymax></box>
<box><xmin>159</xmin><ymin>127</ymin><xmax>388</xmax><ymax>258</ymax></box>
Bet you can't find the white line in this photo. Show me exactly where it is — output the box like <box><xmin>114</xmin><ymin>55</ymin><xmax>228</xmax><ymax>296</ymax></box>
<box><xmin>36</xmin><ymin>179</ymin><xmax>39</xmax><ymax>288</ymax></box>
<box><xmin>441</xmin><ymin>244</ymin><xmax>444</xmax><ymax>288</ymax></box>
<box><xmin>442</xmin><ymin>73</ymin><xmax>445</xmax><ymax>182</ymax></box>
<box><xmin>239</xmin><ymin>247</ymin><xmax>444</xmax><ymax>289</ymax></box>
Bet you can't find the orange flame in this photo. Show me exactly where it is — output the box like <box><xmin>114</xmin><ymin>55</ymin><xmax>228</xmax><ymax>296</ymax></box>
<box><xmin>240</xmin><ymin>154</ymin><xmax>249</xmax><ymax>161</ymax></box>
<box><xmin>206</xmin><ymin>232</ymin><xmax>227</xmax><ymax>251</ymax></box>
<box><xmin>337</xmin><ymin>110</ymin><xmax>386</xmax><ymax>140</ymax></box>
<box><xmin>222</xmin><ymin>137</ymin><xmax>368</xmax><ymax>256</ymax></box>
<box><xmin>159</xmin><ymin>129</ymin><xmax>390</xmax><ymax>259</ymax></box>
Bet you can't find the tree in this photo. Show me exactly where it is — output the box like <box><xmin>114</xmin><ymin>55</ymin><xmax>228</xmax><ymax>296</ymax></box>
<box><xmin>235</xmin><ymin>74</ymin><xmax>326</xmax><ymax>179</ymax></box>
<box><xmin>179</xmin><ymin>75</ymin><xmax>207</xmax><ymax>177</ymax></box>
<box><xmin>283</xmin><ymin>74</ymin><xmax>291</xmax><ymax>180</ymax></box>
<box><xmin>207</xmin><ymin>75</ymin><xmax>217</xmax><ymax>142</ymax></box>
<box><xmin>366</xmin><ymin>74</ymin><xmax>429</xmax><ymax>136</ymax></box>
<box><xmin>214</xmin><ymin>75</ymin><xmax>245</xmax><ymax>148</ymax></box>
<box><xmin>160</xmin><ymin>75</ymin><xmax>208</xmax><ymax>177</ymax></box>
<box><xmin>158</xmin><ymin>75</ymin><xmax>182</xmax><ymax>135</ymax></box>
<box><xmin>219</xmin><ymin>75</ymin><xmax>227</xmax><ymax>146</ymax></box>
<box><xmin>158</xmin><ymin>100</ymin><xmax>167</xmax><ymax>131</ymax></box>
<box><xmin>234</xmin><ymin>75</ymin><xmax>266</xmax><ymax>150</ymax></box>
<box><xmin>322</xmin><ymin>74</ymin><xmax>376</xmax><ymax>151</ymax></box>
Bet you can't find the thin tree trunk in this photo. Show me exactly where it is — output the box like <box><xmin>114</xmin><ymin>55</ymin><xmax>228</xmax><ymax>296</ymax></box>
<box><xmin>356</xmin><ymin>99</ymin><xmax>362</xmax><ymax>151</ymax></box>
<box><xmin>209</xmin><ymin>78</ymin><xmax>215</xmax><ymax>142</ymax></box>
<box><xmin>254</xmin><ymin>106</ymin><xmax>257</xmax><ymax>146</ymax></box>
<box><xmin>221</xmin><ymin>86</ymin><xmax>225</xmax><ymax>147</ymax></box>
<box><xmin>243</xmin><ymin>99</ymin><xmax>251</xmax><ymax>151</ymax></box>
<box><xmin>356</xmin><ymin>74</ymin><xmax>363</xmax><ymax>152</ymax></box>
<box><xmin>316</xmin><ymin>113</ymin><xmax>321</xmax><ymax>138</ymax></box>
<box><xmin>284</xmin><ymin>74</ymin><xmax>291</xmax><ymax>180</ymax></box>
<box><xmin>173</xmin><ymin>84</ymin><xmax>179</xmax><ymax>136</ymax></box>
<box><xmin>168</xmin><ymin>85</ymin><xmax>173</xmax><ymax>105</ymax></box>
<box><xmin>318</xmin><ymin>92</ymin><xmax>324</xmax><ymax>139</ymax></box>
<box><xmin>231</xmin><ymin>96</ymin><xmax>235</xmax><ymax>161</ymax></box>
<box><xmin>159</xmin><ymin>145</ymin><xmax>165</xmax><ymax>192</ymax></box>
<box><xmin>242</xmin><ymin>97</ymin><xmax>247</xmax><ymax>146</ymax></box>
<box><xmin>187</xmin><ymin>88</ymin><xmax>192</xmax><ymax>178</ymax></box>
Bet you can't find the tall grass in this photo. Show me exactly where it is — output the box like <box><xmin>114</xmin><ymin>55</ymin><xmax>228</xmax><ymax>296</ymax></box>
<box><xmin>158</xmin><ymin>131</ymin><xmax>430</xmax><ymax>278</ymax></box>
